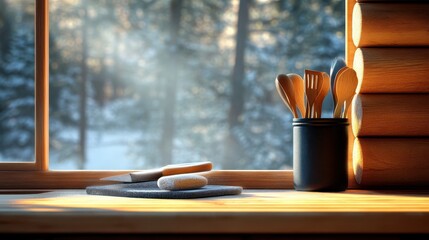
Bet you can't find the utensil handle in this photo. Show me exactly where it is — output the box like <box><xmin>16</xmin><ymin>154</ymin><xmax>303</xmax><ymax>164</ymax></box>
<box><xmin>305</xmin><ymin>101</ymin><xmax>311</xmax><ymax>118</ymax></box>
<box><xmin>292</xmin><ymin>108</ymin><xmax>298</xmax><ymax>118</ymax></box>
<box><xmin>333</xmin><ymin>102</ymin><xmax>343</xmax><ymax>118</ymax></box>
<box><xmin>130</xmin><ymin>169</ymin><xmax>163</xmax><ymax>182</ymax></box>
<box><xmin>314</xmin><ymin>101</ymin><xmax>323</xmax><ymax>118</ymax></box>
<box><xmin>342</xmin><ymin>100</ymin><xmax>352</xmax><ymax>118</ymax></box>
<box><xmin>162</xmin><ymin>161</ymin><xmax>213</xmax><ymax>176</ymax></box>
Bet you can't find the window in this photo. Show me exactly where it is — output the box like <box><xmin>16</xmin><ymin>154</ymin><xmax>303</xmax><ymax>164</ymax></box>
<box><xmin>0</xmin><ymin>0</ymin><xmax>350</xmax><ymax>189</ymax></box>
<box><xmin>48</xmin><ymin>0</ymin><xmax>344</xmax><ymax>170</ymax></box>
<box><xmin>0</xmin><ymin>0</ymin><xmax>35</xmax><ymax>163</ymax></box>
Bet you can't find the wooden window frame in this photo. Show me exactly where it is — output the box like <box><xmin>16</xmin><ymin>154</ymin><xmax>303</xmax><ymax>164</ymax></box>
<box><xmin>0</xmin><ymin>0</ymin><xmax>355</xmax><ymax>189</ymax></box>
<box><xmin>0</xmin><ymin>0</ymin><xmax>49</xmax><ymax>172</ymax></box>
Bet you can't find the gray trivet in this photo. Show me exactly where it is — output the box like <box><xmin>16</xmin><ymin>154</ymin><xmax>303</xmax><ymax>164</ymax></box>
<box><xmin>86</xmin><ymin>181</ymin><xmax>242</xmax><ymax>199</ymax></box>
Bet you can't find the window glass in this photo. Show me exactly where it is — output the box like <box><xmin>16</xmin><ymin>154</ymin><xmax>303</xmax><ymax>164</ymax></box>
<box><xmin>0</xmin><ymin>0</ymin><xmax>35</xmax><ymax>162</ymax></box>
<box><xmin>49</xmin><ymin>0</ymin><xmax>344</xmax><ymax>170</ymax></box>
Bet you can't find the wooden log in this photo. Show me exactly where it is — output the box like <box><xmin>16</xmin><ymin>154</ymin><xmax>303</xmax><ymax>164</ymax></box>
<box><xmin>352</xmin><ymin>3</ymin><xmax>429</xmax><ymax>47</ymax></box>
<box><xmin>346</xmin><ymin>0</ymin><xmax>357</xmax><ymax>66</ymax></box>
<box><xmin>353</xmin><ymin>137</ymin><xmax>429</xmax><ymax>186</ymax></box>
<box><xmin>353</xmin><ymin>48</ymin><xmax>429</xmax><ymax>93</ymax></box>
<box><xmin>352</xmin><ymin>94</ymin><xmax>429</xmax><ymax>137</ymax></box>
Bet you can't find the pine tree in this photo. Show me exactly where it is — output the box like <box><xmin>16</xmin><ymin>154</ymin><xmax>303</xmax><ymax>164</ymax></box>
<box><xmin>0</xmin><ymin>27</ymin><xmax>35</xmax><ymax>161</ymax></box>
<box><xmin>45</xmin><ymin>0</ymin><xmax>345</xmax><ymax>170</ymax></box>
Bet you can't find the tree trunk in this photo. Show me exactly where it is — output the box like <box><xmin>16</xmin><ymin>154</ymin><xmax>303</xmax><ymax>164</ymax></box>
<box><xmin>78</xmin><ymin>4</ymin><xmax>88</xmax><ymax>169</ymax></box>
<box><xmin>0</xmin><ymin>1</ymin><xmax>12</xmax><ymax>60</ymax></box>
<box><xmin>159</xmin><ymin>0</ymin><xmax>183</xmax><ymax>166</ymax></box>
<box><xmin>224</xmin><ymin>0</ymin><xmax>250</xmax><ymax>169</ymax></box>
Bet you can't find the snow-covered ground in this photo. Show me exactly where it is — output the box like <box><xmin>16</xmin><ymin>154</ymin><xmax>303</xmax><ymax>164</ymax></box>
<box><xmin>50</xmin><ymin>130</ymin><xmax>140</xmax><ymax>170</ymax></box>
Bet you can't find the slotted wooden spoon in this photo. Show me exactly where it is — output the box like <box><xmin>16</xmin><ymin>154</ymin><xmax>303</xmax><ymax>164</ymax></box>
<box><xmin>313</xmin><ymin>72</ymin><xmax>330</xmax><ymax>118</ymax></box>
<box><xmin>333</xmin><ymin>67</ymin><xmax>358</xmax><ymax>118</ymax></box>
<box><xmin>287</xmin><ymin>73</ymin><xmax>305</xmax><ymax>118</ymax></box>
<box><xmin>275</xmin><ymin>74</ymin><xmax>298</xmax><ymax>118</ymax></box>
<box><xmin>304</xmin><ymin>70</ymin><xmax>324</xmax><ymax>118</ymax></box>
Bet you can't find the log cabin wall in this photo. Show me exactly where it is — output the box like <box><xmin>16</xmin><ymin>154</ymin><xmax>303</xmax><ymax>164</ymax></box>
<box><xmin>349</xmin><ymin>0</ymin><xmax>429</xmax><ymax>187</ymax></box>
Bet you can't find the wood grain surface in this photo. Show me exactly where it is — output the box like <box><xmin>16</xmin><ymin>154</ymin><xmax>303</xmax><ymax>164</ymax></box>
<box><xmin>0</xmin><ymin>169</ymin><xmax>361</xmax><ymax>190</ymax></box>
<box><xmin>0</xmin><ymin>170</ymin><xmax>293</xmax><ymax>189</ymax></box>
<box><xmin>1</xmin><ymin>189</ymin><xmax>429</xmax><ymax>234</ymax></box>
<box><xmin>0</xmin><ymin>162</ymin><xmax>39</xmax><ymax>171</ymax></box>
<box><xmin>353</xmin><ymin>48</ymin><xmax>429</xmax><ymax>93</ymax></box>
<box><xmin>352</xmin><ymin>3</ymin><xmax>429</xmax><ymax>47</ymax></box>
<box><xmin>0</xmin><ymin>1</ymin><xmax>49</xmax><ymax>171</ymax></box>
<box><xmin>352</xmin><ymin>94</ymin><xmax>429</xmax><ymax>137</ymax></box>
<box><xmin>353</xmin><ymin>137</ymin><xmax>429</xmax><ymax>186</ymax></box>
<box><xmin>35</xmin><ymin>0</ymin><xmax>49</xmax><ymax>171</ymax></box>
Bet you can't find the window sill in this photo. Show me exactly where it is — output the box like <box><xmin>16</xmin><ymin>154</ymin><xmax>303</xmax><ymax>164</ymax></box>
<box><xmin>0</xmin><ymin>170</ymin><xmax>295</xmax><ymax>189</ymax></box>
<box><xmin>1</xmin><ymin>189</ymin><xmax>429</xmax><ymax>234</ymax></box>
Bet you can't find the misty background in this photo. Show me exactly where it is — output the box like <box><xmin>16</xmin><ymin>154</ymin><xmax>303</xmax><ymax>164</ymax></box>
<box><xmin>0</xmin><ymin>0</ymin><xmax>344</xmax><ymax>170</ymax></box>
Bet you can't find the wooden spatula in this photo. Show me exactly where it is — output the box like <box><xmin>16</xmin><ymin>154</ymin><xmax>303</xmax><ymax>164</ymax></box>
<box><xmin>304</xmin><ymin>70</ymin><xmax>324</xmax><ymax>118</ymax></box>
<box><xmin>333</xmin><ymin>67</ymin><xmax>358</xmax><ymax>118</ymax></box>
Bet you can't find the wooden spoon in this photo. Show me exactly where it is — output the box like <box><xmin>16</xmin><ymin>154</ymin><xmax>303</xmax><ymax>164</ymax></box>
<box><xmin>304</xmin><ymin>70</ymin><xmax>324</xmax><ymax>118</ymax></box>
<box><xmin>275</xmin><ymin>74</ymin><xmax>298</xmax><ymax>118</ymax></box>
<box><xmin>332</xmin><ymin>66</ymin><xmax>348</xmax><ymax>108</ymax></box>
<box><xmin>342</xmin><ymin>78</ymin><xmax>358</xmax><ymax>118</ymax></box>
<box><xmin>333</xmin><ymin>67</ymin><xmax>358</xmax><ymax>118</ymax></box>
<box><xmin>313</xmin><ymin>72</ymin><xmax>330</xmax><ymax>118</ymax></box>
<box><xmin>330</xmin><ymin>58</ymin><xmax>347</xmax><ymax>107</ymax></box>
<box><xmin>287</xmin><ymin>73</ymin><xmax>305</xmax><ymax>118</ymax></box>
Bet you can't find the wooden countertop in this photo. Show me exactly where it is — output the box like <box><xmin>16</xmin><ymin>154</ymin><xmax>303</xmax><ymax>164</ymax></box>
<box><xmin>1</xmin><ymin>189</ymin><xmax>429</xmax><ymax>234</ymax></box>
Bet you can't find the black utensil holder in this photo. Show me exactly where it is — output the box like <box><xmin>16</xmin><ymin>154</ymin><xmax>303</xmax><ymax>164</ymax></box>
<box><xmin>293</xmin><ymin>118</ymin><xmax>349</xmax><ymax>191</ymax></box>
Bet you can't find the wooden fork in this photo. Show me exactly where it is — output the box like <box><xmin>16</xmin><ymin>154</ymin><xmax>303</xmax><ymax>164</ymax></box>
<box><xmin>313</xmin><ymin>72</ymin><xmax>330</xmax><ymax>118</ymax></box>
<box><xmin>304</xmin><ymin>70</ymin><xmax>324</xmax><ymax>118</ymax></box>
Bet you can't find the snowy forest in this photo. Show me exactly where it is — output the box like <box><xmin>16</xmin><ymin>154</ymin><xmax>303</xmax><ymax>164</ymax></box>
<box><xmin>0</xmin><ymin>0</ymin><xmax>345</xmax><ymax>170</ymax></box>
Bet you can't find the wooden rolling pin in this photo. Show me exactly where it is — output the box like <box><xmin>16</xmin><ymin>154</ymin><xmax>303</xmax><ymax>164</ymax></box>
<box><xmin>353</xmin><ymin>138</ymin><xmax>429</xmax><ymax>186</ymax></box>
<box><xmin>353</xmin><ymin>48</ymin><xmax>429</xmax><ymax>93</ymax></box>
<box><xmin>352</xmin><ymin>94</ymin><xmax>429</xmax><ymax>137</ymax></box>
<box><xmin>157</xmin><ymin>174</ymin><xmax>208</xmax><ymax>190</ymax></box>
<box><xmin>352</xmin><ymin>3</ymin><xmax>429</xmax><ymax>47</ymax></box>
